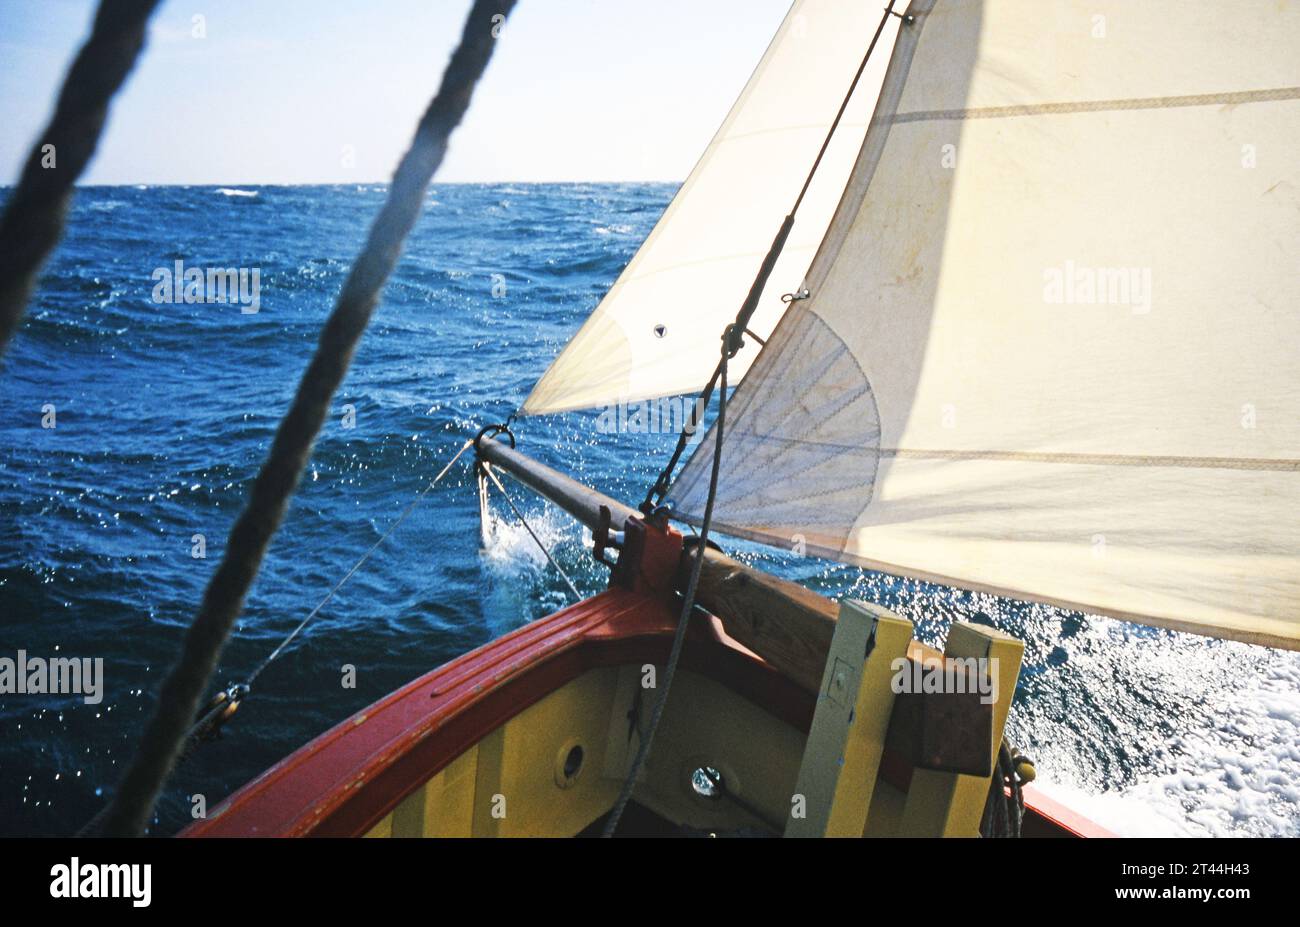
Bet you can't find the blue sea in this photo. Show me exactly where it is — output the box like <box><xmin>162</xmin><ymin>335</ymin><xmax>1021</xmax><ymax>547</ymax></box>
<box><xmin>1</xmin><ymin>183</ymin><xmax>1296</xmax><ymax>837</ymax></box>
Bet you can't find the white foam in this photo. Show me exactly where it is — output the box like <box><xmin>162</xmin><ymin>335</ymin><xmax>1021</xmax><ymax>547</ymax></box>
<box><xmin>478</xmin><ymin>505</ymin><xmax>583</xmax><ymax>636</ymax></box>
<box><xmin>480</xmin><ymin>508</ymin><xmax>552</xmax><ymax>571</ymax></box>
<box><xmin>1040</xmin><ymin>648</ymin><xmax>1300</xmax><ymax>837</ymax></box>
<box><xmin>214</xmin><ymin>187</ymin><xmax>258</xmax><ymax>198</ymax></box>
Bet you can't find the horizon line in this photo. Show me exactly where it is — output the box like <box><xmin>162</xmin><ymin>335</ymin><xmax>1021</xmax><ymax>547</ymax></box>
<box><xmin>0</xmin><ymin>179</ymin><xmax>686</xmax><ymax>190</ymax></box>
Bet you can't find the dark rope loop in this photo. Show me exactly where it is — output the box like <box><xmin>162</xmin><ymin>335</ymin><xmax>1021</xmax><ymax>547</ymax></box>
<box><xmin>980</xmin><ymin>739</ymin><xmax>1029</xmax><ymax>838</ymax></box>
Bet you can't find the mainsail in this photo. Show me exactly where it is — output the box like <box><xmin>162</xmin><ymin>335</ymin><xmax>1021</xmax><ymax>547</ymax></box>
<box><xmin>522</xmin><ymin>0</ymin><xmax>899</xmax><ymax>415</ymax></box>
<box><xmin>669</xmin><ymin>0</ymin><xmax>1300</xmax><ymax>649</ymax></box>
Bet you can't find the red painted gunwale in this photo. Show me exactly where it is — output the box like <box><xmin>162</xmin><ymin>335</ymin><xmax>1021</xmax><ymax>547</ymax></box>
<box><xmin>183</xmin><ymin>588</ymin><xmax>1112</xmax><ymax>838</ymax></box>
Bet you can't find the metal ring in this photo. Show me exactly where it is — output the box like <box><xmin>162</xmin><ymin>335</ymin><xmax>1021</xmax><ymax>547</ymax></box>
<box><xmin>473</xmin><ymin>422</ymin><xmax>516</xmax><ymax>451</ymax></box>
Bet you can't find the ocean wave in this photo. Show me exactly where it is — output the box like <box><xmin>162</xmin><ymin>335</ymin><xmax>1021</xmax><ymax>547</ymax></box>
<box><xmin>1037</xmin><ymin>649</ymin><xmax>1300</xmax><ymax>837</ymax></box>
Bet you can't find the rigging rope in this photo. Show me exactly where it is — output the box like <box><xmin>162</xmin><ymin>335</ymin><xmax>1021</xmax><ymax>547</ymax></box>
<box><xmin>244</xmin><ymin>439</ymin><xmax>473</xmax><ymax>687</ymax></box>
<box><xmin>641</xmin><ymin>0</ymin><xmax>900</xmax><ymax>511</ymax></box>
<box><xmin>791</xmin><ymin>0</ymin><xmax>898</xmax><ymax>214</ymax></box>
<box><xmin>617</xmin><ymin>4</ymin><xmax>903</xmax><ymax>834</ymax></box>
<box><xmin>603</xmin><ymin>327</ymin><xmax>733</xmax><ymax>837</ymax></box>
<box><xmin>480</xmin><ymin>461</ymin><xmax>582</xmax><ymax>602</ymax></box>
<box><xmin>980</xmin><ymin>740</ymin><xmax>1035</xmax><ymax>838</ymax></box>
<box><xmin>0</xmin><ymin>0</ymin><xmax>162</xmax><ymax>358</ymax></box>
<box><xmin>96</xmin><ymin>0</ymin><xmax>516</xmax><ymax>837</ymax></box>
<box><xmin>76</xmin><ymin>437</ymin><xmax>474</xmax><ymax>836</ymax></box>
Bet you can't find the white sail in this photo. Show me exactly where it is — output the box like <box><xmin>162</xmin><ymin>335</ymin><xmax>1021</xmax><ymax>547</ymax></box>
<box><xmin>521</xmin><ymin>0</ymin><xmax>899</xmax><ymax>415</ymax></box>
<box><xmin>669</xmin><ymin>0</ymin><xmax>1300</xmax><ymax>649</ymax></box>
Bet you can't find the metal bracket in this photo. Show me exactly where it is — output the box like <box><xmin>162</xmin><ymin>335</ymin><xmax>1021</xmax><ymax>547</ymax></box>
<box><xmin>594</xmin><ymin>504</ymin><xmax>651</xmax><ymax>592</ymax></box>
<box><xmin>592</xmin><ymin>504</ymin><xmax>622</xmax><ymax>570</ymax></box>
<box><xmin>611</xmin><ymin>517</ymin><xmax>647</xmax><ymax>590</ymax></box>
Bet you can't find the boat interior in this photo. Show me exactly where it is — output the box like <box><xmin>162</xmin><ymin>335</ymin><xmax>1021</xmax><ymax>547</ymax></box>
<box><xmin>186</xmin><ymin>444</ymin><xmax>1110</xmax><ymax>839</ymax></box>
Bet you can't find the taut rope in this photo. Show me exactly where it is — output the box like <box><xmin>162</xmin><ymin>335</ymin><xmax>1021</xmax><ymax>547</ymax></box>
<box><xmin>0</xmin><ymin>0</ymin><xmax>162</xmax><ymax>358</ymax></box>
<box><xmin>641</xmin><ymin>0</ymin><xmax>901</xmax><ymax>513</ymax></box>
<box><xmin>97</xmin><ymin>0</ymin><xmax>516</xmax><ymax>836</ymax></box>
<box><xmin>244</xmin><ymin>439</ymin><xmax>475</xmax><ymax>688</ymax></box>
<box><xmin>603</xmin><ymin>327</ymin><xmax>732</xmax><ymax>837</ymax></box>
<box><xmin>615</xmin><ymin>3</ymin><xmax>904</xmax><ymax>835</ymax></box>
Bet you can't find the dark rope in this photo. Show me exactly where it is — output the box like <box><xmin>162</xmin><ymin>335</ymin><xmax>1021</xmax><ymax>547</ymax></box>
<box><xmin>95</xmin><ymin>0</ymin><xmax>516</xmax><ymax>837</ymax></box>
<box><xmin>603</xmin><ymin>327</ymin><xmax>734</xmax><ymax>837</ymax></box>
<box><xmin>980</xmin><ymin>740</ymin><xmax>1030</xmax><ymax>837</ymax></box>
<box><xmin>790</xmin><ymin>0</ymin><xmax>897</xmax><ymax>215</ymax></box>
<box><xmin>0</xmin><ymin>0</ymin><xmax>162</xmax><ymax>358</ymax></box>
<box><xmin>641</xmin><ymin>0</ymin><xmax>899</xmax><ymax>509</ymax></box>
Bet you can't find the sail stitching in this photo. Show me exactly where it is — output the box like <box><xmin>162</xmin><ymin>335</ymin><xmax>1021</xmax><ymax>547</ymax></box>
<box><xmin>885</xmin><ymin>85</ymin><xmax>1300</xmax><ymax>124</ymax></box>
<box><xmin>878</xmin><ymin>447</ymin><xmax>1300</xmax><ymax>471</ymax></box>
<box><xmin>719</xmin><ymin>439</ymin><xmax>1300</xmax><ymax>472</ymax></box>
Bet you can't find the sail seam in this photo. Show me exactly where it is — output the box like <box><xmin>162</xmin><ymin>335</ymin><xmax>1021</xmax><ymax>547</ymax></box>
<box><xmin>880</xmin><ymin>448</ymin><xmax>1300</xmax><ymax>471</ymax></box>
<box><xmin>720</xmin><ymin>443</ymin><xmax>1300</xmax><ymax>472</ymax></box>
<box><xmin>714</xmin><ymin>433</ymin><xmax>1300</xmax><ymax>472</ymax></box>
<box><xmin>885</xmin><ymin>85</ymin><xmax>1300</xmax><ymax>124</ymax></box>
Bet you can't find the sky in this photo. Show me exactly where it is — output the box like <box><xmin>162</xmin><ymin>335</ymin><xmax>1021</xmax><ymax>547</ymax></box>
<box><xmin>0</xmin><ymin>0</ymin><xmax>793</xmax><ymax>185</ymax></box>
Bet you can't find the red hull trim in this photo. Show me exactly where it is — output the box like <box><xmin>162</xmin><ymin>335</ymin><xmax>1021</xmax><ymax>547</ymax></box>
<box><xmin>184</xmin><ymin>589</ymin><xmax>1111</xmax><ymax>838</ymax></box>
